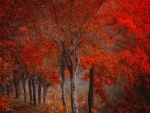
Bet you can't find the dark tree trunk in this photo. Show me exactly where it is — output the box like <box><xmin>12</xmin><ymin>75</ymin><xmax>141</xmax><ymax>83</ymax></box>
<box><xmin>21</xmin><ymin>74</ymin><xmax>27</xmax><ymax>102</ymax></box>
<box><xmin>32</xmin><ymin>80</ymin><xmax>36</xmax><ymax>106</ymax></box>
<box><xmin>28</xmin><ymin>76</ymin><xmax>33</xmax><ymax>104</ymax></box>
<box><xmin>0</xmin><ymin>84</ymin><xmax>5</xmax><ymax>95</ymax></box>
<box><xmin>6</xmin><ymin>84</ymin><xmax>13</xmax><ymax>96</ymax></box>
<box><xmin>88</xmin><ymin>66</ymin><xmax>94</xmax><ymax>113</ymax></box>
<box><xmin>14</xmin><ymin>83</ymin><xmax>19</xmax><ymax>99</ymax></box>
<box><xmin>43</xmin><ymin>86</ymin><xmax>46</xmax><ymax>104</ymax></box>
<box><xmin>38</xmin><ymin>75</ymin><xmax>41</xmax><ymax>104</ymax></box>
<box><xmin>6</xmin><ymin>84</ymin><xmax>10</xmax><ymax>95</ymax></box>
<box><xmin>22</xmin><ymin>81</ymin><xmax>27</xmax><ymax>102</ymax></box>
<box><xmin>38</xmin><ymin>85</ymin><xmax>41</xmax><ymax>104</ymax></box>
<box><xmin>43</xmin><ymin>86</ymin><xmax>48</xmax><ymax>104</ymax></box>
<box><xmin>61</xmin><ymin>51</ymin><xmax>67</xmax><ymax>109</ymax></box>
<box><xmin>61</xmin><ymin>79</ymin><xmax>66</xmax><ymax>106</ymax></box>
<box><xmin>10</xmin><ymin>86</ymin><xmax>13</xmax><ymax>96</ymax></box>
<box><xmin>13</xmin><ymin>76</ymin><xmax>19</xmax><ymax>99</ymax></box>
<box><xmin>62</xmin><ymin>78</ymin><xmax>68</xmax><ymax>113</ymax></box>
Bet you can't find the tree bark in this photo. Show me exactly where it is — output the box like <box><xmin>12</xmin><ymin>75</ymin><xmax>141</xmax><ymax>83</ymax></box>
<box><xmin>32</xmin><ymin>80</ymin><xmax>37</xmax><ymax>106</ymax></box>
<box><xmin>38</xmin><ymin>85</ymin><xmax>41</xmax><ymax>104</ymax></box>
<box><xmin>14</xmin><ymin>83</ymin><xmax>19</xmax><ymax>99</ymax></box>
<box><xmin>43</xmin><ymin>82</ymin><xmax>50</xmax><ymax>104</ymax></box>
<box><xmin>43</xmin><ymin>86</ymin><xmax>46</xmax><ymax>104</ymax></box>
<box><xmin>61</xmin><ymin>79</ymin><xmax>66</xmax><ymax>106</ymax></box>
<box><xmin>21</xmin><ymin>74</ymin><xmax>27</xmax><ymax>102</ymax></box>
<box><xmin>62</xmin><ymin>78</ymin><xmax>68</xmax><ymax>113</ymax></box>
<box><xmin>13</xmin><ymin>76</ymin><xmax>19</xmax><ymax>99</ymax></box>
<box><xmin>38</xmin><ymin>75</ymin><xmax>41</xmax><ymax>104</ymax></box>
<box><xmin>10</xmin><ymin>86</ymin><xmax>13</xmax><ymax>96</ymax></box>
<box><xmin>71</xmin><ymin>77</ymin><xmax>78</xmax><ymax>113</ymax></box>
<box><xmin>66</xmin><ymin>54</ymin><xmax>78</xmax><ymax>113</ymax></box>
<box><xmin>88</xmin><ymin>66</ymin><xmax>94</xmax><ymax>113</ymax></box>
<box><xmin>22</xmin><ymin>80</ymin><xmax>27</xmax><ymax>102</ymax></box>
<box><xmin>43</xmin><ymin>86</ymin><xmax>48</xmax><ymax>104</ymax></box>
<box><xmin>28</xmin><ymin>76</ymin><xmax>33</xmax><ymax>104</ymax></box>
<box><xmin>69</xmin><ymin>63</ymin><xmax>78</xmax><ymax>113</ymax></box>
<box><xmin>61</xmin><ymin>51</ymin><xmax>67</xmax><ymax>109</ymax></box>
<box><xmin>66</xmin><ymin>59</ymin><xmax>78</xmax><ymax>113</ymax></box>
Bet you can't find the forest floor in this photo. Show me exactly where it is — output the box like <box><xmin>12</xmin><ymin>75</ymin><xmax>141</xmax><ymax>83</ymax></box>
<box><xmin>4</xmin><ymin>99</ymin><xmax>48</xmax><ymax>113</ymax></box>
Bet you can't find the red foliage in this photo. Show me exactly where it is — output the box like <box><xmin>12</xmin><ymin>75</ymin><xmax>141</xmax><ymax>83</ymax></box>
<box><xmin>66</xmin><ymin>70</ymin><xmax>71</xmax><ymax>77</ymax></box>
<box><xmin>44</xmin><ymin>68</ymin><xmax>60</xmax><ymax>86</ymax></box>
<box><xmin>0</xmin><ymin>95</ymin><xmax>11</xmax><ymax>111</ymax></box>
<box><xmin>81</xmin><ymin>56</ymin><xmax>94</xmax><ymax>68</ymax></box>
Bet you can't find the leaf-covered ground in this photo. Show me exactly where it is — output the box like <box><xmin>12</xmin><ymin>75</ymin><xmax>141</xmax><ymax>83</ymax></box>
<box><xmin>3</xmin><ymin>99</ymin><xmax>46</xmax><ymax>113</ymax></box>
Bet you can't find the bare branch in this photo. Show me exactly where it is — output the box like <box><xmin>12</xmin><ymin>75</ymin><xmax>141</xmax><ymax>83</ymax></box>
<box><xmin>109</xmin><ymin>27</ymin><xmax>126</xmax><ymax>39</ymax></box>
<box><xmin>70</xmin><ymin>41</ymin><xmax>83</xmax><ymax>55</ymax></box>
<box><xmin>94</xmin><ymin>1</ymin><xmax>105</xmax><ymax>13</ymax></box>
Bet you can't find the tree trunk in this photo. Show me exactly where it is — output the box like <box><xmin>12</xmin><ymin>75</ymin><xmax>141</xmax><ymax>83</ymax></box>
<box><xmin>6</xmin><ymin>84</ymin><xmax>10</xmax><ymax>95</ymax></box>
<box><xmin>70</xmin><ymin>65</ymin><xmax>78</xmax><ymax>113</ymax></box>
<box><xmin>61</xmin><ymin>79</ymin><xmax>66</xmax><ymax>106</ymax></box>
<box><xmin>71</xmin><ymin>77</ymin><xmax>78</xmax><ymax>113</ymax></box>
<box><xmin>67</xmin><ymin>56</ymin><xmax>79</xmax><ymax>113</ymax></box>
<box><xmin>32</xmin><ymin>80</ymin><xmax>37</xmax><ymax>106</ymax></box>
<box><xmin>43</xmin><ymin>86</ymin><xmax>47</xmax><ymax>104</ymax></box>
<box><xmin>38</xmin><ymin>85</ymin><xmax>41</xmax><ymax>104</ymax></box>
<box><xmin>62</xmin><ymin>38</ymin><xmax>79</xmax><ymax>113</ymax></box>
<box><xmin>13</xmin><ymin>76</ymin><xmax>19</xmax><ymax>99</ymax></box>
<box><xmin>14</xmin><ymin>83</ymin><xmax>19</xmax><ymax>99</ymax></box>
<box><xmin>38</xmin><ymin>75</ymin><xmax>41</xmax><ymax>104</ymax></box>
<box><xmin>28</xmin><ymin>77</ymin><xmax>33</xmax><ymax>104</ymax></box>
<box><xmin>10</xmin><ymin>86</ymin><xmax>13</xmax><ymax>96</ymax></box>
<box><xmin>88</xmin><ymin>66</ymin><xmax>94</xmax><ymax>113</ymax></box>
<box><xmin>22</xmin><ymin>80</ymin><xmax>27</xmax><ymax>102</ymax></box>
<box><xmin>62</xmin><ymin>78</ymin><xmax>68</xmax><ymax>113</ymax></box>
<box><xmin>21</xmin><ymin>74</ymin><xmax>27</xmax><ymax>102</ymax></box>
<box><xmin>61</xmin><ymin>51</ymin><xmax>67</xmax><ymax>110</ymax></box>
